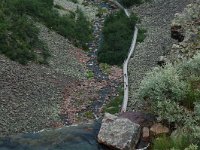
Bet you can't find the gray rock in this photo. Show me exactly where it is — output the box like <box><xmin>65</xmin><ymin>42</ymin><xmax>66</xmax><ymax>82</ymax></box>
<box><xmin>98</xmin><ymin>113</ymin><xmax>141</xmax><ymax>150</ymax></box>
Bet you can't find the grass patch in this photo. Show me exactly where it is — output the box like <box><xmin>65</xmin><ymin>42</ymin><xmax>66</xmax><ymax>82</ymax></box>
<box><xmin>153</xmin><ymin>134</ymin><xmax>191</xmax><ymax>150</ymax></box>
<box><xmin>83</xmin><ymin>111</ymin><xmax>94</xmax><ymax>119</ymax></box>
<box><xmin>99</xmin><ymin>63</ymin><xmax>111</xmax><ymax>75</ymax></box>
<box><xmin>104</xmin><ymin>86</ymin><xmax>123</xmax><ymax>114</ymax></box>
<box><xmin>86</xmin><ymin>70</ymin><xmax>94</xmax><ymax>79</ymax></box>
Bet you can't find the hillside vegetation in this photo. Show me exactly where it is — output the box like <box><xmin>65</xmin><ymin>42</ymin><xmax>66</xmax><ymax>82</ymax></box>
<box><xmin>137</xmin><ymin>53</ymin><xmax>200</xmax><ymax>148</ymax></box>
<box><xmin>97</xmin><ymin>11</ymin><xmax>138</xmax><ymax>65</ymax></box>
<box><xmin>0</xmin><ymin>0</ymin><xmax>92</xmax><ymax>64</ymax></box>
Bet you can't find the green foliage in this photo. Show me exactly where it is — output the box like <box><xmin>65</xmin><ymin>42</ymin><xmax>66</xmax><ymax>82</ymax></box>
<box><xmin>83</xmin><ymin>111</ymin><xmax>94</xmax><ymax>119</ymax></box>
<box><xmin>137</xmin><ymin>53</ymin><xmax>200</xmax><ymax>128</ymax></box>
<box><xmin>54</xmin><ymin>4</ymin><xmax>66</xmax><ymax>10</ymax></box>
<box><xmin>0</xmin><ymin>0</ymin><xmax>92</xmax><ymax>64</ymax></box>
<box><xmin>86</xmin><ymin>70</ymin><xmax>94</xmax><ymax>79</ymax></box>
<box><xmin>98</xmin><ymin>11</ymin><xmax>138</xmax><ymax>65</ymax></box>
<box><xmin>137</xmin><ymin>28</ymin><xmax>147</xmax><ymax>42</ymax></box>
<box><xmin>0</xmin><ymin>1</ymin><xmax>49</xmax><ymax>64</ymax></box>
<box><xmin>184</xmin><ymin>144</ymin><xmax>199</xmax><ymax>150</ymax></box>
<box><xmin>99</xmin><ymin>63</ymin><xmax>111</xmax><ymax>75</ymax></box>
<box><xmin>13</xmin><ymin>0</ymin><xmax>92</xmax><ymax>47</ymax></box>
<box><xmin>104</xmin><ymin>86</ymin><xmax>123</xmax><ymax>114</ymax></box>
<box><xmin>138</xmin><ymin>64</ymin><xmax>188</xmax><ymax>104</ymax></box>
<box><xmin>153</xmin><ymin>135</ymin><xmax>191</xmax><ymax>150</ymax></box>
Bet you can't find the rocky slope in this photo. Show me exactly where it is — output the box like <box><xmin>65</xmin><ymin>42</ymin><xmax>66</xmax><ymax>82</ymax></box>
<box><xmin>128</xmin><ymin>0</ymin><xmax>196</xmax><ymax>110</ymax></box>
<box><xmin>54</xmin><ymin>0</ymin><xmax>98</xmax><ymax>20</ymax></box>
<box><xmin>170</xmin><ymin>1</ymin><xmax>200</xmax><ymax>62</ymax></box>
<box><xmin>0</xmin><ymin>23</ymin><xmax>87</xmax><ymax>135</ymax></box>
<box><xmin>0</xmin><ymin>0</ymin><xmax>122</xmax><ymax>135</ymax></box>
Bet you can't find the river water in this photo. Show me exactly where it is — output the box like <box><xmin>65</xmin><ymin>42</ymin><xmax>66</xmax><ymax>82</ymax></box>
<box><xmin>0</xmin><ymin>121</ymin><xmax>110</xmax><ymax>150</ymax></box>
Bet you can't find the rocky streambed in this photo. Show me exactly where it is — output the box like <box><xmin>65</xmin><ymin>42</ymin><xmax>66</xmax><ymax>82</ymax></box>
<box><xmin>0</xmin><ymin>0</ymin><xmax>123</xmax><ymax>137</ymax></box>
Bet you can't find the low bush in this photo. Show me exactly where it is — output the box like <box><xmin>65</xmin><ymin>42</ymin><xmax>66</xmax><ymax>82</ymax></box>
<box><xmin>137</xmin><ymin>53</ymin><xmax>200</xmax><ymax>142</ymax></box>
<box><xmin>153</xmin><ymin>134</ymin><xmax>192</xmax><ymax>150</ymax></box>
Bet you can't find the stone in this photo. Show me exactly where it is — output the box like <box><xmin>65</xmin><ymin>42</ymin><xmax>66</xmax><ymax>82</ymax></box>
<box><xmin>142</xmin><ymin>127</ymin><xmax>150</xmax><ymax>141</ymax></box>
<box><xmin>172</xmin><ymin>44</ymin><xmax>181</xmax><ymax>49</ymax></box>
<box><xmin>119</xmin><ymin>112</ymin><xmax>156</xmax><ymax>127</ymax></box>
<box><xmin>98</xmin><ymin>113</ymin><xmax>141</xmax><ymax>150</ymax></box>
<box><xmin>150</xmin><ymin>123</ymin><xmax>170</xmax><ymax>136</ymax></box>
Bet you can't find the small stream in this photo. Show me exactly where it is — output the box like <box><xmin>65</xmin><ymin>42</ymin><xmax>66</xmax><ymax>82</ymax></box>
<box><xmin>0</xmin><ymin>1</ymin><xmax>120</xmax><ymax>150</ymax></box>
<box><xmin>86</xmin><ymin>1</ymin><xmax>119</xmax><ymax>116</ymax></box>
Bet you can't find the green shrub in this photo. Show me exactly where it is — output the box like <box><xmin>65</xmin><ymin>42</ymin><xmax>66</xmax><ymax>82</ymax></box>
<box><xmin>86</xmin><ymin>70</ymin><xmax>94</xmax><ymax>79</ymax></box>
<box><xmin>153</xmin><ymin>134</ymin><xmax>191</xmax><ymax>150</ymax></box>
<box><xmin>0</xmin><ymin>1</ymin><xmax>49</xmax><ymax>64</ymax></box>
<box><xmin>137</xmin><ymin>28</ymin><xmax>147</xmax><ymax>42</ymax></box>
<box><xmin>13</xmin><ymin>0</ymin><xmax>92</xmax><ymax>47</ymax></box>
<box><xmin>138</xmin><ymin>64</ymin><xmax>188</xmax><ymax>103</ymax></box>
<box><xmin>137</xmin><ymin>53</ymin><xmax>200</xmax><ymax>127</ymax></box>
<box><xmin>184</xmin><ymin>144</ymin><xmax>199</xmax><ymax>150</ymax></box>
<box><xmin>98</xmin><ymin>11</ymin><xmax>138</xmax><ymax>65</ymax></box>
<box><xmin>0</xmin><ymin>0</ymin><xmax>92</xmax><ymax>64</ymax></box>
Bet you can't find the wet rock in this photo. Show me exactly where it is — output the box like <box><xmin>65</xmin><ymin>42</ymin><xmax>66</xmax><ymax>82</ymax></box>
<box><xmin>98</xmin><ymin>113</ymin><xmax>141</xmax><ymax>150</ymax></box>
<box><xmin>150</xmin><ymin>123</ymin><xmax>170</xmax><ymax>136</ymax></box>
<box><xmin>171</xmin><ymin>25</ymin><xmax>185</xmax><ymax>42</ymax></box>
<box><xmin>119</xmin><ymin>112</ymin><xmax>156</xmax><ymax>127</ymax></box>
<box><xmin>157</xmin><ymin>56</ymin><xmax>168</xmax><ymax>67</ymax></box>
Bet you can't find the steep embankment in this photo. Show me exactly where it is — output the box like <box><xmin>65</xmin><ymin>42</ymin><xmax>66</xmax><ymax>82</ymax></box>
<box><xmin>0</xmin><ymin>23</ymin><xmax>87</xmax><ymax>135</ymax></box>
<box><xmin>128</xmin><ymin>0</ymin><xmax>195</xmax><ymax>110</ymax></box>
<box><xmin>0</xmin><ymin>0</ymin><xmax>122</xmax><ymax>136</ymax></box>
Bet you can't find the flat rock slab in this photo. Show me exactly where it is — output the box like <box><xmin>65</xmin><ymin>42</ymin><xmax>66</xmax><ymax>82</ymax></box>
<box><xmin>98</xmin><ymin>113</ymin><xmax>141</xmax><ymax>150</ymax></box>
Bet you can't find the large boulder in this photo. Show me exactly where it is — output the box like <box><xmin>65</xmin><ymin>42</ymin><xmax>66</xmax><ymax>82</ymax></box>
<box><xmin>98</xmin><ymin>113</ymin><xmax>141</xmax><ymax>150</ymax></box>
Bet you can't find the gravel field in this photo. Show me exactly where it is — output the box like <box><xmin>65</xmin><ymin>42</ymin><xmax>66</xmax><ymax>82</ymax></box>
<box><xmin>0</xmin><ymin>24</ymin><xmax>85</xmax><ymax>136</ymax></box>
<box><xmin>128</xmin><ymin>0</ymin><xmax>195</xmax><ymax>110</ymax></box>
